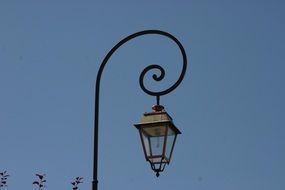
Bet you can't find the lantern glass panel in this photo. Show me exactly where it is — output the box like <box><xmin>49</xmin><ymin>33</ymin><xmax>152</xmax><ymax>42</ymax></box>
<box><xmin>141</xmin><ymin>125</ymin><xmax>166</xmax><ymax>159</ymax></box>
<box><xmin>140</xmin><ymin>129</ymin><xmax>151</xmax><ymax>157</ymax></box>
<box><xmin>165</xmin><ymin>126</ymin><xmax>176</xmax><ymax>162</ymax></box>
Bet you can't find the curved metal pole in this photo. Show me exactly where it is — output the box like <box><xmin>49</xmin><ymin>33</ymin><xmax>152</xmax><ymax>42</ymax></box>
<box><xmin>92</xmin><ymin>30</ymin><xmax>187</xmax><ymax>190</ymax></box>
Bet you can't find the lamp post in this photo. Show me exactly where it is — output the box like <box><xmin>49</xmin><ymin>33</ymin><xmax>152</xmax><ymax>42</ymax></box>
<box><xmin>92</xmin><ymin>30</ymin><xmax>187</xmax><ymax>190</ymax></box>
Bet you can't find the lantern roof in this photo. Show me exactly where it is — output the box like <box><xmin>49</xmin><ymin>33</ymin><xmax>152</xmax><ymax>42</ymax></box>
<box><xmin>134</xmin><ymin>105</ymin><xmax>181</xmax><ymax>135</ymax></box>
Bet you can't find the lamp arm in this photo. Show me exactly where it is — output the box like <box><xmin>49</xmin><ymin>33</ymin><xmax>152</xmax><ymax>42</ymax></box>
<box><xmin>92</xmin><ymin>30</ymin><xmax>187</xmax><ymax>190</ymax></box>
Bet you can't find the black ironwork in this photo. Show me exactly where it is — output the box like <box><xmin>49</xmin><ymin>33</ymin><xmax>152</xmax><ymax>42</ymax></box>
<box><xmin>92</xmin><ymin>30</ymin><xmax>187</xmax><ymax>190</ymax></box>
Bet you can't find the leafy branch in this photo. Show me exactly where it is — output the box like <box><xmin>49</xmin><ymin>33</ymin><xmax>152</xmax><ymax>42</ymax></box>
<box><xmin>71</xmin><ymin>177</ymin><xmax>83</xmax><ymax>190</ymax></box>
<box><xmin>1</xmin><ymin>171</ymin><xmax>83</xmax><ymax>190</ymax></box>
<box><xmin>33</xmin><ymin>174</ymin><xmax>46</xmax><ymax>190</ymax></box>
<box><xmin>0</xmin><ymin>171</ymin><xmax>9</xmax><ymax>190</ymax></box>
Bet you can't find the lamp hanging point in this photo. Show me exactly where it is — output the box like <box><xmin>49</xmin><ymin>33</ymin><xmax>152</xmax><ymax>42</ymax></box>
<box><xmin>152</xmin><ymin>105</ymin><xmax>164</xmax><ymax>112</ymax></box>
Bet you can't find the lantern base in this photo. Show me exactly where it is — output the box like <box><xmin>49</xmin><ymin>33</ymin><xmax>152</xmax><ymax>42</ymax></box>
<box><xmin>150</xmin><ymin>161</ymin><xmax>167</xmax><ymax>177</ymax></box>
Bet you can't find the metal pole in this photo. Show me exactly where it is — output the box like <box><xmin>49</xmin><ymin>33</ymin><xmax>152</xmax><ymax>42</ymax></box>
<box><xmin>92</xmin><ymin>30</ymin><xmax>187</xmax><ymax>190</ymax></box>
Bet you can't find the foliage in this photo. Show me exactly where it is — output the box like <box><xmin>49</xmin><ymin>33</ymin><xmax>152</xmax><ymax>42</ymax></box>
<box><xmin>0</xmin><ymin>171</ymin><xmax>83</xmax><ymax>190</ymax></box>
<box><xmin>33</xmin><ymin>174</ymin><xmax>46</xmax><ymax>190</ymax></box>
<box><xmin>0</xmin><ymin>171</ymin><xmax>9</xmax><ymax>190</ymax></box>
<box><xmin>71</xmin><ymin>177</ymin><xmax>83</xmax><ymax>190</ymax></box>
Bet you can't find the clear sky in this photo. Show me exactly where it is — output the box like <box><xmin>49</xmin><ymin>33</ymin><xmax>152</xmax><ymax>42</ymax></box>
<box><xmin>1</xmin><ymin>1</ymin><xmax>285</xmax><ymax>190</ymax></box>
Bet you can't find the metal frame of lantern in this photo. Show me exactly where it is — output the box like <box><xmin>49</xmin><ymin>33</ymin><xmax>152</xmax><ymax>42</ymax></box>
<box><xmin>92</xmin><ymin>30</ymin><xmax>187</xmax><ymax>190</ymax></box>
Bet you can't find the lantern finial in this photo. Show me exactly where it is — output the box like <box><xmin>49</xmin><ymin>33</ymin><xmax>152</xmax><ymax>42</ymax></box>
<box><xmin>156</xmin><ymin>172</ymin><xmax>160</xmax><ymax>177</ymax></box>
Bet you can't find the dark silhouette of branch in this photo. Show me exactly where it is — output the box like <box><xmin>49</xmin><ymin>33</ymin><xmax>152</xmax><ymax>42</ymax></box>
<box><xmin>0</xmin><ymin>171</ymin><xmax>9</xmax><ymax>190</ymax></box>
<box><xmin>1</xmin><ymin>170</ymin><xmax>83</xmax><ymax>190</ymax></box>
<box><xmin>33</xmin><ymin>173</ymin><xmax>46</xmax><ymax>190</ymax></box>
<box><xmin>71</xmin><ymin>177</ymin><xmax>83</xmax><ymax>190</ymax></box>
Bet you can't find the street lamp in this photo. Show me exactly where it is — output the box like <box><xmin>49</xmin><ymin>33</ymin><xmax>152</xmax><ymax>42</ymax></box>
<box><xmin>92</xmin><ymin>30</ymin><xmax>187</xmax><ymax>190</ymax></box>
<box><xmin>134</xmin><ymin>105</ymin><xmax>181</xmax><ymax>177</ymax></box>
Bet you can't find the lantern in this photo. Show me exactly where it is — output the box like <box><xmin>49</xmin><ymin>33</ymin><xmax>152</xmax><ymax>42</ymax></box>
<box><xmin>134</xmin><ymin>105</ymin><xmax>181</xmax><ymax>177</ymax></box>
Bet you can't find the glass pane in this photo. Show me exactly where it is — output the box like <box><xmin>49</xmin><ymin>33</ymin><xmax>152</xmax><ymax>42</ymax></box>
<box><xmin>142</xmin><ymin>126</ymin><xmax>166</xmax><ymax>157</ymax></box>
<box><xmin>165</xmin><ymin>126</ymin><xmax>176</xmax><ymax>162</ymax></box>
<box><xmin>141</xmin><ymin>130</ymin><xmax>151</xmax><ymax>157</ymax></box>
<box><xmin>149</xmin><ymin>135</ymin><xmax>165</xmax><ymax>156</ymax></box>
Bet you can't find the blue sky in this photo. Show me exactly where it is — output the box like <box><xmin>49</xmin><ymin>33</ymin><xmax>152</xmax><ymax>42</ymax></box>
<box><xmin>1</xmin><ymin>1</ymin><xmax>285</xmax><ymax>190</ymax></box>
